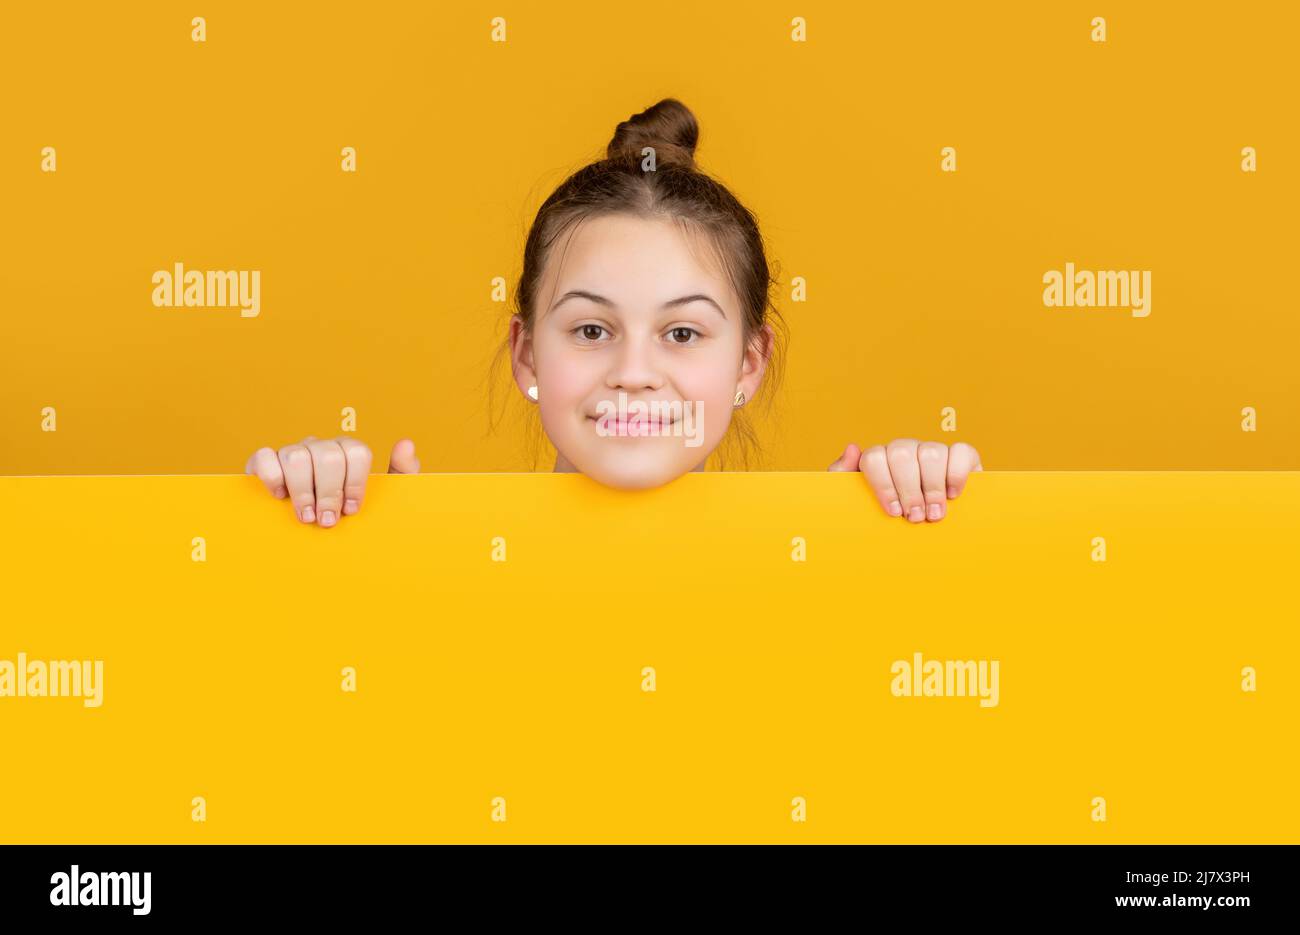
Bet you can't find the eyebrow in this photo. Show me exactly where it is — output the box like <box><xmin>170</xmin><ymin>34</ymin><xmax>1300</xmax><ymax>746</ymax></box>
<box><xmin>550</xmin><ymin>289</ymin><xmax>726</xmax><ymax>320</ymax></box>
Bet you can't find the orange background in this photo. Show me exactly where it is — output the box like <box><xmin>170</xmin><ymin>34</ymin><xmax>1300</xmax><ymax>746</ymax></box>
<box><xmin>2</xmin><ymin>1</ymin><xmax>1296</xmax><ymax>474</ymax></box>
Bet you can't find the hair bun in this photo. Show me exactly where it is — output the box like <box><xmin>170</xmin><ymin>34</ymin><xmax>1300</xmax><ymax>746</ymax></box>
<box><xmin>607</xmin><ymin>98</ymin><xmax>699</xmax><ymax>167</ymax></box>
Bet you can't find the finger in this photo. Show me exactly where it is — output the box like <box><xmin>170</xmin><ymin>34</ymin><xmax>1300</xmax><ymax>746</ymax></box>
<box><xmin>945</xmin><ymin>442</ymin><xmax>983</xmax><ymax>499</ymax></box>
<box><xmin>886</xmin><ymin>438</ymin><xmax>925</xmax><ymax>523</ymax></box>
<box><xmin>278</xmin><ymin>442</ymin><xmax>317</xmax><ymax>524</ymax></box>
<box><xmin>245</xmin><ymin>447</ymin><xmax>287</xmax><ymax>499</ymax></box>
<box><xmin>334</xmin><ymin>436</ymin><xmax>373</xmax><ymax>516</ymax></box>
<box><xmin>917</xmin><ymin>442</ymin><xmax>949</xmax><ymax>522</ymax></box>
<box><xmin>305</xmin><ymin>438</ymin><xmax>347</xmax><ymax>527</ymax></box>
<box><xmin>827</xmin><ymin>443</ymin><xmax>862</xmax><ymax>472</ymax></box>
<box><xmin>859</xmin><ymin>445</ymin><xmax>902</xmax><ymax>516</ymax></box>
<box><xmin>388</xmin><ymin>438</ymin><xmax>421</xmax><ymax>474</ymax></box>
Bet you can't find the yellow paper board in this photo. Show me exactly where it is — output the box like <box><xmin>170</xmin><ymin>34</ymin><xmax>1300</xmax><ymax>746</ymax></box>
<box><xmin>1</xmin><ymin>471</ymin><xmax>1295</xmax><ymax>843</ymax></box>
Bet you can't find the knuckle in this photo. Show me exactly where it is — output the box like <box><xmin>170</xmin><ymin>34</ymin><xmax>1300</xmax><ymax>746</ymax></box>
<box><xmin>887</xmin><ymin>444</ymin><xmax>915</xmax><ymax>466</ymax></box>
<box><xmin>918</xmin><ymin>441</ymin><xmax>947</xmax><ymax>461</ymax></box>
<box><xmin>313</xmin><ymin>446</ymin><xmax>345</xmax><ymax>469</ymax></box>
<box><xmin>896</xmin><ymin>483</ymin><xmax>923</xmax><ymax>503</ymax></box>
<box><xmin>861</xmin><ymin>446</ymin><xmax>887</xmax><ymax>471</ymax></box>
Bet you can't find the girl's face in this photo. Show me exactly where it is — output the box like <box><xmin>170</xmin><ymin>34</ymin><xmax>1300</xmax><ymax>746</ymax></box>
<box><xmin>511</xmin><ymin>212</ymin><xmax>771</xmax><ymax>490</ymax></box>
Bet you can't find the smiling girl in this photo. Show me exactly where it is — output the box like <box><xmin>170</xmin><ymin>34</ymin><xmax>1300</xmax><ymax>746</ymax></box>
<box><xmin>245</xmin><ymin>98</ymin><xmax>982</xmax><ymax>526</ymax></box>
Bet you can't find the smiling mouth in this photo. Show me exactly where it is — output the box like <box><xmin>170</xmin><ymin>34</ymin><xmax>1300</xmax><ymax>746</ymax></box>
<box><xmin>588</xmin><ymin>415</ymin><xmax>677</xmax><ymax>433</ymax></box>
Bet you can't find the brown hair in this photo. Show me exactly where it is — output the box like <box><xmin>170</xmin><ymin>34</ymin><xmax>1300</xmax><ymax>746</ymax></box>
<box><xmin>488</xmin><ymin>97</ymin><xmax>787</xmax><ymax>470</ymax></box>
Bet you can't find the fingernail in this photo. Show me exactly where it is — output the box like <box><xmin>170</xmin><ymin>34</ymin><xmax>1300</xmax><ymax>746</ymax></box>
<box><xmin>947</xmin><ymin>485</ymin><xmax>958</xmax><ymax>499</ymax></box>
<box><xmin>928</xmin><ymin>503</ymin><xmax>943</xmax><ymax>521</ymax></box>
<box><xmin>274</xmin><ymin>485</ymin><xmax>287</xmax><ymax>499</ymax></box>
<box><xmin>300</xmin><ymin>506</ymin><xmax>315</xmax><ymax>524</ymax></box>
<box><xmin>319</xmin><ymin>510</ymin><xmax>336</xmax><ymax>527</ymax></box>
<box><xmin>887</xmin><ymin>500</ymin><xmax>902</xmax><ymax>517</ymax></box>
<box><xmin>343</xmin><ymin>499</ymin><xmax>359</xmax><ymax>515</ymax></box>
<box><xmin>908</xmin><ymin>506</ymin><xmax>924</xmax><ymax>523</ymax></box>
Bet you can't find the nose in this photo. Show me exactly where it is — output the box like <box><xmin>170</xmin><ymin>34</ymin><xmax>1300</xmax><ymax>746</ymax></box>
<box><xmin>606</xmin><ymin>331</ymin><xmax>665</xmax><ymax>392</ymax></box>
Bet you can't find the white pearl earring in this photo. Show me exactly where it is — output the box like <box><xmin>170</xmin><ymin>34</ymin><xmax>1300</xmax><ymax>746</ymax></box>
<box><xmin>527</xmin><ymin>385</ymin><xmax>538</xmax><ymax>401</ymax></box>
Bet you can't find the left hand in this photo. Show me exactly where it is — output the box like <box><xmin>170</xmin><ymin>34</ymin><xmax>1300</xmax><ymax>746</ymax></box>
<box><xmin>828</xmin><ymin>439</ymin><xmax>983</xmax><ymax>523</ymax></box>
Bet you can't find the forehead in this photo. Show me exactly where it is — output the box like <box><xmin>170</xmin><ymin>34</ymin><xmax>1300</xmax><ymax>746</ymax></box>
<box><xmin>542</xmin><ymin>213</ymin><xmax>733</xmax><ymax>308</ymax></box>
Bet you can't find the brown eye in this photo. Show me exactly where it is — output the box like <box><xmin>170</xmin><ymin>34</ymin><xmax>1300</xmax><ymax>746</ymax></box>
<box><xmin>573</xmin><ymin>324</ymin><xmax>606</xmax><ymax>342</ymax></box>
<box><xmin>669</xmin><ymin>327</ymin><xmax>699</xmax><ymax>344</ymax></box>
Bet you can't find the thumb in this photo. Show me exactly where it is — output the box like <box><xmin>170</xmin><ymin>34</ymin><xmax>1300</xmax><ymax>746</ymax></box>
<box><xmin>388</xmin><ymin>438</ymin><xmax>421</xmax><ymax>474</ymax></box>
<box><xmin>828</xmin><ymin>443</ymin><xmax>863</xmax><ymax>472</ymax></box>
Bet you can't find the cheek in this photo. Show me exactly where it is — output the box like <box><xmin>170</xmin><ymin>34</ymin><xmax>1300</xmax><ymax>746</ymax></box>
<box><xmin>673</xmin><ymin>346</ymin><xmax>743</xmax><ymax>436</ymax></box>
<box><xmin>535</xmin><ymin>344</ymin><xmax>595</xmax><ymax>409</ymax></box>
<box><xmin>680</xmin><ymin>341</ymin><xmax>741</xmax><ymax>400</ymax></box>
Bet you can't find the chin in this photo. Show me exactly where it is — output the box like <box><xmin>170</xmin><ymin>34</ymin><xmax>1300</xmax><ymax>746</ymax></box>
<box><xmin>577</xmin><ymin>454</ymin><xmax>694</xmax><ymax>491</ymax></box>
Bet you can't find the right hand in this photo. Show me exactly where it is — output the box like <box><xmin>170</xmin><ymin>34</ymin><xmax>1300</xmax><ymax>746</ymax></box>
<box><xmin>244</xmin><ymin>436</ymin><xmax>420</xmax><ymax>527</ymax></box>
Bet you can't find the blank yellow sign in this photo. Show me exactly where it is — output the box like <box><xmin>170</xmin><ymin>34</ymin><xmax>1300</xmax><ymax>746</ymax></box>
<box><xmin>1</xmin><ymin>471</ymin><xmax>1296</xmax><ymax>842</ymax></box>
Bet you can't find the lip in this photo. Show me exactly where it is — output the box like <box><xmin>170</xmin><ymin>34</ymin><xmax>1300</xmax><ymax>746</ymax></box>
<box><xmin>588</xmin><ymin>415</ymin><xmax>677</xmax><ymax>431</ymax></box>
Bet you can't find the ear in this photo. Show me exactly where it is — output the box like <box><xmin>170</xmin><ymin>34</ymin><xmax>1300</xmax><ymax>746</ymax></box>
<box><xmin>736</xmin><ymin>323</ymin><xmax>775</xmax><ymax>403</ymax></box>
<box><xmin>509</xmin><ymin>315</ymin><xmax>538</xmax><ymax>399</ymax></box>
